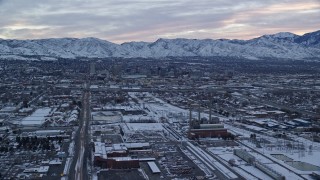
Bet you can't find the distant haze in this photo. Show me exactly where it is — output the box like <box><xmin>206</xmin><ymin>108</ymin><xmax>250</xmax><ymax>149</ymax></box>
<box><xmin>0</xmin><ymin>0</ymin><xmax>319</xmax><ymax>43</ymax></box>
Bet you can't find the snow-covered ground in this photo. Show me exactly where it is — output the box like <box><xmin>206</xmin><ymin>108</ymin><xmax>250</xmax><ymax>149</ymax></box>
<box><xmin>124</xmin><ymin>123</ymin><xmax>163</xmax><ymax>132</ymax></box>
<box><xmin>223</xmin><ymin>122</ymin><xmax>320</xmax><ymax>179</ymax></box>
<box><xmin>113</xmin><ymin>92</ymin><xmax>320</xmax><ymax>179</ymax></box>
<box><xmin>208</xmin><ymin>146</ymin><xmax>305</xmax><ymax>180</ymax></box>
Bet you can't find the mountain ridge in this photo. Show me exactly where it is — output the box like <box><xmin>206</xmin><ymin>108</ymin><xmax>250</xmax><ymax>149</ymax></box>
<box><xmin>0</xmin><ymin>30</ymin><xmax>319</xmax><ymax>60</ymax></box>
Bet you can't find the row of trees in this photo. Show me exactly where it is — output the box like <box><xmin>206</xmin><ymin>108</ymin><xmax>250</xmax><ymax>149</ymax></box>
<box><xmin>15</xmin><ymin>135</ymin><xmax>62</xmax><ymax>151</ymax></box>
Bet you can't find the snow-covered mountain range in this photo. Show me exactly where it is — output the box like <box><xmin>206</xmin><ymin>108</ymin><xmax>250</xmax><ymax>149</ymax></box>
<box><xmin>0</xmin><ymin>30</ymin><xmax>319</xmax><ymax>60</ymax></box>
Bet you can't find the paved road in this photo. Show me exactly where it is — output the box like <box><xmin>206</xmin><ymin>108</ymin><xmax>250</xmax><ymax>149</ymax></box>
<box><xmin>76</xmin><ymin>91</ymin><xmax>90</xmax><ymax>180</ymax></box>
<box><xmin>69</xmin><ymin>90</ymin><xmax>90</xmax><ymax>180</ymax></box>
<box><xmin>90</xmin><ymin>87</ymin><xmax>225</xmax><ymax>93</ymax></box>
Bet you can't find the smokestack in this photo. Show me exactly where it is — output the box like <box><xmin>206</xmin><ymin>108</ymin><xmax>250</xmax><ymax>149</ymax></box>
<box><xmin>209</xmin><ymin>101</ymin><xmax>212</xmax><ymax>122</ymax></box>
<box><xmin>189</xmin><ymin>108</ymin><xmax>192</xmax><ymax>129</ymax></box>
<box><xmin>198</xmin><ymin>108</ymin><xmax>201</xmax><ymax>121</ymax></box>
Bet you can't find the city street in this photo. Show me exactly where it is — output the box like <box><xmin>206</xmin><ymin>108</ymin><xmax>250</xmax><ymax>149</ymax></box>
<box><xmin>70</xmin><ymin>88</ymin><xmax>90</xmax><ymax>180</ymax></box>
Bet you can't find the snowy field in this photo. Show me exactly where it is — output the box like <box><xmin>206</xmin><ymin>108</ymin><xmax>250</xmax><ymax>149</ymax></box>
<box><xmin>223</xmin><ymin>123</ymin><xmax>320</xmax><ymax>179</ymax></box>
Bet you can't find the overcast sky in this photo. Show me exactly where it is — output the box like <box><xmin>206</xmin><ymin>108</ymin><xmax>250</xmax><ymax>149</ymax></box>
<box><xmin>0</xmin><ymin>0</ymin><xmax>319</xmax><ymax>43</ymax></box>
